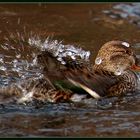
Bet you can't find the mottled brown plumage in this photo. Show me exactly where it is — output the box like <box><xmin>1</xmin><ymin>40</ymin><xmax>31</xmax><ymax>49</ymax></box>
<box><xmin>28</xmin><ymin>40</ymin><xmax>140</xmax><ymax>102</ymax></box>
<box><xmin>0</xmin><ymin>40</ymin><xmax>140</xmax><ymax>104</ymax></box>
<box><xmin>64</xmin><ymin>41</ymin><xmax>140</xmax><ymax>98</ymax></box>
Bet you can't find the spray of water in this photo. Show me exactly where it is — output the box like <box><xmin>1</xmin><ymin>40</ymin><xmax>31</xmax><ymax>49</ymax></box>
<box><xmin>28</xmin><ymin>36</ymin><xmax>90</xmax><ymax>65</ymax></box>
<box><xmin>0</xmin><ymin>30</ymin><xmax>91</xmax><ymax>103</ymax></box>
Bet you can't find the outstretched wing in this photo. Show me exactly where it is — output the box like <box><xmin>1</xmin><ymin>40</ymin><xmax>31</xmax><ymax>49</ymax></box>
<box><xmin>65</xmin><ymin>68</ymin><xmax>118</xmax><ymax>98</ymax></box>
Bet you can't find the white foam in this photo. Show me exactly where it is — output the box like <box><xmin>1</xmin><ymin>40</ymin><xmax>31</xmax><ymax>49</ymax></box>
<box><xmin>28</xmin><ymin>37</ymin><xmax>91</xmax><ymax>65</ymax></box>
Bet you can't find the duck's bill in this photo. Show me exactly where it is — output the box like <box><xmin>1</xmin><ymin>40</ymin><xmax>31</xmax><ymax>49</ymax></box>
<box><xmin>68</xmin><ymin>78</ymin><xmax>101</xmax><ymax>99</ymax></box>
<box><xmin>131</xmin><ymin>64</ymin><xmax>140</xmax><ymax>71</ymax></box>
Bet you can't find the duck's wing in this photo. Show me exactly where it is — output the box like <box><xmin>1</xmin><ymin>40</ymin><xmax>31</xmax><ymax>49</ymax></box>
<box><xmin>65</xmin><ymin>68</ymin><xmax>118</xmax><ymax>98</ymax></box>
<box><xmin>34</xmin><ymin>40</ymin><xmax>119</xmax><ymax>98</ymax></box>
<box><xmin>36</xmin><ymin>43</ymin><xmax>91</xmax><ymax>82</ymax></box>
<box><xmin>36</xmin><ymin>50</ymin><xmax>118</xmax><ymax>98</ymax></box>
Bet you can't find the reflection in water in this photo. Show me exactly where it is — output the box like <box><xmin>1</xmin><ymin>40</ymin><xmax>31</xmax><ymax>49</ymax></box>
<box><xmin>0</xmin><ymin>3</ymin><xmax>140</xmax><ymax>137</ymax></box>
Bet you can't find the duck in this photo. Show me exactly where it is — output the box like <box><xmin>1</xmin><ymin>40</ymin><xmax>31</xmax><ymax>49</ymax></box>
<box><xmin>32</xmin><ymin>40</ymin><xmax>140</xmax><ymax>103</ymax></box>
<box><xmin>0</xmin><ymin>40</ymin><xmax>140</xmax><ymax>105</ymax></box>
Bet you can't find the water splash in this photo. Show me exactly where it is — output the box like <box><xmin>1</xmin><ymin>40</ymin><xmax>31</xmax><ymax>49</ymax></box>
<box><xmin>0</xmin><ymin>33</ymin><xmax>41</xmax><ymax>86</ymax></box>
<box><xmin>17</xmin><ymin>84</ymin><xmax>34</xmax><ymax>104</ymax></box>
<box><xmin>0</xmin><ymin>31</ymin><xmax>91</xmax><ymax>102</ymax></box>
<box><xmin>28</xmin><ymin>37</ymin><xmax>91</xmax><ymax>65</ymax></box>
<box><xmin>0</xmin><ymin>66</ymin><xmax>7</xmax><ymax>71</ymax></box>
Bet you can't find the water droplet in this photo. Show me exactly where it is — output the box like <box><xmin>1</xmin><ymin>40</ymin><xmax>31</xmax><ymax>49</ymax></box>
<box><xmin>53</xmin><ymin>51</ymin><xmax>59</xmax><ymax>57</ymax></box>
<box><xmin>0</xmin><ymin>66</ymin><xmax>7</xmax><ymax>71</ymax></box>
<box><xmin>85</xmin><ymin>51</ymin><xmax>90</xmax><ymax>60</ymax></box>
<box><xmin>32</xmin><ymin>57</ymin><xmax>37</xmax><ymax>66</ymax></box>
<box><xmin>16</xmin><ymin>54</ymin><xmax>21</xmax><ymax>59</ymax></box>
<box><xmin>95</xmin><ymin>57</ymin><xmax>102</xmax><ymax>65</ymax></box>
<box><xmin>12</xmin><ymin>67</ymin><xmax>21</xmax><ymax>73</ymax></box>
<box><xmin>32</xmin><ymin>53</ymin><xmax>36</xmax><ymax>58</ymax></box>
<box><xmin>59</xmin><ymin>49</ymin><xmax>63</xmax><ymax>53</ymax></box>
<box><xmin>54</xmin><ymin>40</ymin><xmax>58</xmax><ymax>44</ymax></box>
<box><xmin>61</xmin><ymin>61</ymin><xmax>66</xmax><ymax>65</ymax></box>
<box><xmin>13</xmin><ymin>59</ymin><xmax>18</xmax><ymax>63</ymax></box>
<box><xmin>39</xmin><ymin>74</ymin><xmax>44</xmax><ymax>79</ymax></box>
<box><xmin>71</xmin><ymin>55</ymin><xmax>76</xmax><ymax>60</ymax></box>
<box><xmin>114</xmin><ymin>69</ymin><xmax>122</xmax><ymax>76</ymax></box>
<box><xmin>60</xmin><ymin>44</ymin><xmax>64</xmax><ymax>49</ymax></box>
<box><xmin>67</xmin><ymin>52</ymin><xmax>72</xmax><ymax>56</ymax></box>
<box><xmin>122</xmin><ymin>42</ymin><xmax>130</xmax><ymax>47</ymax></box>
<box><xmin>57</xmin><ymin>57</ymin><xmax>62</xmax><ymax>62</ymax></box>
<box><xmin>12</xmin><ymin>59</ymin><xmax>18</xmax><ymax>68</ymax></box>
<box><xmin>1</xmin><ymin>45</ymin><xmax>8</xmax><ymax>50</ymax></box>
<box><xmin>0</xmin><ymin>58</ymin><xmax>3</xmax><ymax>63</ymax></box>
<box><xmin>21</xmin><ymin>75</ymin><xmax>25</xmax><ymax>79</ymax></box>
<box><xmin>24</xmin><ymin>61</ymin><xmax>30</xmax><ymax>69</ymax></box>
<box><xmin>18</xmin><ymin>91</ymin><xmax>33</xmax><ymax>103</ymax></box>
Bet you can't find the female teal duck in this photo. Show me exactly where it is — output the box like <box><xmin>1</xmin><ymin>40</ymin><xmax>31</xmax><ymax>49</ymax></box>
<box><xmin>34</xmin><ymin>40</ymin><xmax>140</xmax><ymax>102</ymax></box>
<box><xmin>0</xmin><ymin>40</ymin><xmax>140</xmax><ymax>104</ymax></box>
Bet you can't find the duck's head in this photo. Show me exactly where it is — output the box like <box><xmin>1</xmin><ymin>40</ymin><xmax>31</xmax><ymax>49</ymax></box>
<box><xmin>93</xmin><ymin>40</ymin><xmax>140</xmax><ymax>75</ymax></box>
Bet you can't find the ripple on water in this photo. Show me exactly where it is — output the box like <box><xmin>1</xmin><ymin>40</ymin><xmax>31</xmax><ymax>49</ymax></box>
<box><xmin>102</xmin><ymin>3</ymin><xmax>140</xmax><ymax>27</ymax></box>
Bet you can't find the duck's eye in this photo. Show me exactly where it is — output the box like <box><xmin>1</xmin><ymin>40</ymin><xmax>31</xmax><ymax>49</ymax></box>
<box><xmin>112</xmin><ymin>50</ymin><xmax>126</xmax><ymax>55</ymax></box>
<box><xmin>113</xmin><ymin>49</ymin><xmax>132</xmax><ymax>55</ymax></box>
<box><xmin>110</xmin><ymin>54</ymin><xmax>124</xmax><ymax>61</ymax></box>
<box><xmin>125</xmin><ymin>49</ymin><xmax>133</xmax><ymax>55</ymax></box>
